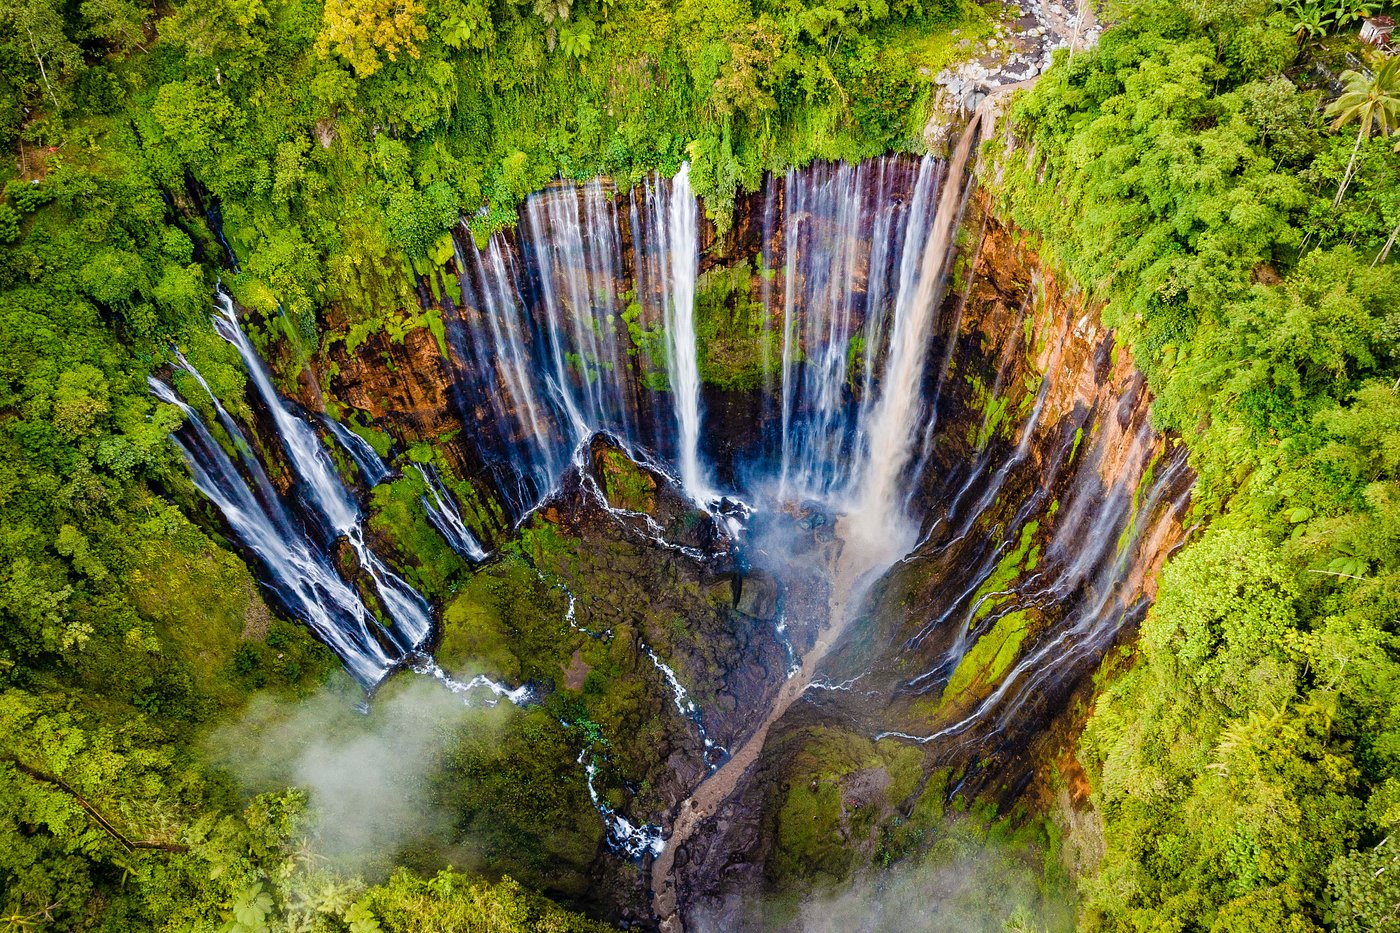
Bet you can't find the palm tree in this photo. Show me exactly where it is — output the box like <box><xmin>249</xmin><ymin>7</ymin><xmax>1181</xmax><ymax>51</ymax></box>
<box><xmin>1373</xmin><ymin>136</ymin><xmax>1400</xmax><ymax>267</ymax></box>
<box><xmin>1325</xmin><ymin>58</ymin><xmax>1400</xmax><ymax>207</ymax></box>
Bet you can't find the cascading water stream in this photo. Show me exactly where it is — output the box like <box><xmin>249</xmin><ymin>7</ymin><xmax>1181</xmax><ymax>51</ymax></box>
<box><xmin>211</xmin><ymin>290</ymin><xmax>433</xmax><ymax>653</ymax></box>
<box><xmin>413</xmin><ymin>462</ymin><xmax>487</xmax><ymax>561</ymax></box>
<box><xmin>149</xmin><ymin>375</ymin><xmax>395</xmax><ymax>685</ymax></box>
<box><xmin>445</xmin><ymin>164</ymin><xmax>717</xmax><ymax>518</ymax></box>
<box><xmin>658</xmin><ymin>164</ymin><xmax>712</xmax><ymax>503</ymax></box>
<box><xmin>322</xmin><ymin>416</ymin><xmax>391</xmax><ymax>488</ymax></box>
<box><xmin>772</xmin><ymin>158</ymin><xmax>940</xmax><ymax>503</ymax></box>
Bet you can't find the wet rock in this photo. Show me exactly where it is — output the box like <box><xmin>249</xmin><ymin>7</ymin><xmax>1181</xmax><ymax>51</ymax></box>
<box><xmin>735</xmin><ymin>570</ymin><xmax>779</xmax><ymax>620</ymax></box>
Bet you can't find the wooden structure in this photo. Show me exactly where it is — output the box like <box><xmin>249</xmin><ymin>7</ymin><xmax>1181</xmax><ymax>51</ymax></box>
<box><xmin>1360</xmin><ymin>15</ymin><xmax>1394</xmax><ymax>47</ymax></box>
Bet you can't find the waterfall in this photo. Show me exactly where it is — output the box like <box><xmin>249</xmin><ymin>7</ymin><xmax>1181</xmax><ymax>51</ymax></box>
<box><xmin>522</xmin><ymin>179</ymin><xmax>632</xmax><ymax>440</ymax></box>
<box><xmin>845</xmin><ymin>116</ymin><xmax>984</xmax><ymax>556</ymax></box>
<box><xmin>658</xmin><ymin>163</ymin><xmax>712</xmax><ymax>503</ymax></box>
<box><xmin>413</xmin><ymin>462</ymin><xmax>488</xmax><ymax>561</ymax></box>
<box><xmin>211</xmin><ymin>290</ymin><xmax>434</xmax><ymax>653</ymax></box>
<box><xmin>149</xmin><ymin>376</ymin><xmax>394</xmax><ymax>685</ymax></box>
<box><xmin>452</xmin><ymin>233</ymin><xmax>562</xmax><ymax>510</ymax></box>
<box><xmin>322</xmin><ymin>416</ymin><xmax>391</xmax><ymax>487</ymax></box>
<box><xmin>212</xmin><ymin>291</ymin><xmax>358</xmax><ymax>535</ymax></box>
<box><xmin>437</xmin><ymin>155</ymin><xmax>966</xmax><ymax>525</ymax></box>
<box><xmin>446</xmin><ymin>167</ymin><xmax>714</xmax><ymax>516</ymax></box>
<box><xmin>772</xmin><ymin>157</ymin><xmax>940</xmax><ymax>502</ymax></box>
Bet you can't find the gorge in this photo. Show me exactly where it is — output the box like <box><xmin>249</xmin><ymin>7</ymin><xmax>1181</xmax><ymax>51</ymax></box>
<box><xmin>6</xmin><ymin>0</ymin><xmax>1399</xmax><ymax>929</ymax></box>
<box><xmin>152</xmin><ymin>110</ymin><xmax>1190</xmax><ymax>928</ymax></box>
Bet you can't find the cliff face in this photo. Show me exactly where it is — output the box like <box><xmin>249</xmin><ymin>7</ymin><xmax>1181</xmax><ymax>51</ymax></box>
<box><xmin>281</xmin><ymin>170</ymin><xmax>1188</xmax><ymax>926</ymax></box>
<box><xmin>659</xmin><ymin>191</ymin><xmax>1192</xmax><ymax>926</ymax></box>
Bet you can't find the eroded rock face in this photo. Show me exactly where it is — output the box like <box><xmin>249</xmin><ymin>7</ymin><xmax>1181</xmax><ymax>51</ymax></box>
<box><xmin>662</xmin><ymin>193</ymin><xmax>1192</xmax><ymax>926</ymax></box>
<box><xmin>296</xmin><ymin>177</ymin><xmax>1188</xmax><ymax>927</ymax></box>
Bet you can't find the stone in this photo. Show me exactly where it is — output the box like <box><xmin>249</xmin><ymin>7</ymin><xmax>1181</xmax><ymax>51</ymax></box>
<box><xmin>735</xmin><ymin>570</ymin><xmax>779</xmax><ymax>621</ymax></box>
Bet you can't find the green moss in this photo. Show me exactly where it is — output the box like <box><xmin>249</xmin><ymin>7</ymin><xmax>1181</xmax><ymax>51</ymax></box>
<box><xmin>694</xmin><ymin>261</ymin><xmax>779</xmax><ymax>391</ymax></box>
<box><xmin>969</xmin><ymin>520</ymin><xmax>1041</xmax><ymax>623</ymax></box>
<box><xmin>437</xmin><ymin>571</ymin><xmax>522</xmax><ymax>682</ymax></box>
<box><xmin>595</xmin><ymin>446</ymin><xmax>657</xmax><ymax>513</ymax></box>
<box><xmin>1114</xmin><ymin>447</ymin><xmax>1164</xmax><ymax>557</ymax></box>
<box><xmin>621</xmin><ymin>295</ymin><xmax>671</xmax><ymax>391</ymax></box>
<box><xmin>938</xmin><ymin>608</ymin><xmax>1033</xmax><ymax>711</ymax></box>
<box><xmin>973</xmin><ymin>393</ymin><xmax>1012</xmax><ymax>450</ymax></box>
<box><xmin>773</xmin><ymin>779</ymin><xmax>854</xmax><ymax>883</ymax></box>
<box><xmin>423</xmin><ymin>305</ymin><xmax>449</xmax><ymax>358</ymax></box>
<box><xmin>908</xmin><ymin>768</ymin><xmax>953</xmax><ymax>830</ymax></box>
<box><xmin>368</xmin><ymin>472</ymin><xmax>468</xmax><ymax>600</ymax></box>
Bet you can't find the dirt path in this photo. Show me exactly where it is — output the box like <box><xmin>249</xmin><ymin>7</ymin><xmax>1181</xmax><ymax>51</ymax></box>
<box><xmin>651</xmin><ymin>519</ymin><xmax>875</xmax><ymax>930</ymax></box>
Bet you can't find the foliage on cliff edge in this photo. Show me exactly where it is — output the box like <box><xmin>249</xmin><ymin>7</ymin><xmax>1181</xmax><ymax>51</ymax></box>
<box><xmin>992</xmin><ymin>3</ymin><xmax>1400</xmax><ymax>929</ymax></box>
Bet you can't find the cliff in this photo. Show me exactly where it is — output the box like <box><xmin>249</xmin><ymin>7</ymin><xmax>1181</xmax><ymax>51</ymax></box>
<box><xmin>250</xmin><ymin>168</ymin><xmax>1191</xmax><ymax>928</ymax></box>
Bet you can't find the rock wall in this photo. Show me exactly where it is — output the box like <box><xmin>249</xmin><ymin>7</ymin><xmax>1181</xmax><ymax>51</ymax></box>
<box><xmin>282</xmin><ymin>174</ymin><xmax>1189</xmax><ymax>928</ymax></box>
<box><xmin>661</xmin><ymin>190</ymin><xmax>1192</xmax><ymax>927</ymax></box>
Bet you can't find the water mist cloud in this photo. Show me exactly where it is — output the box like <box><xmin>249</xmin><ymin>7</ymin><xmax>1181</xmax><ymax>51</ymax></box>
<box><xmin>210</xmin><ymin>677</ymin><xmax>511</xmax><ymax>875</ymax></box>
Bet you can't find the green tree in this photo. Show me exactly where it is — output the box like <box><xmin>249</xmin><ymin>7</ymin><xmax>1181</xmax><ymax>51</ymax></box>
<box><xmin>1325</xmin><ymin>58</ymin><xmax>1400</xmax><ymax>207</ymax></box>
<box><xmin>0</xmin><ymin>0</ymin><xmax>80</xmax><ymax>113</ymax></box>
<box><xmin>79</xmin><ymin>0</ymin><xmax>149</xmax><ymax>51</ymax></box>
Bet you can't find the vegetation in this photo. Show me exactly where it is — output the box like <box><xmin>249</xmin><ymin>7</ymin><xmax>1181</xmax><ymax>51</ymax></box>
<box><xmin>3</xmin><ymin>0</ymin><xmax>1399</xmax><ymax>923</ymax></box>
<box><xmin>993</xmin><ymin>1</ymin><xmax>1400</xmax><ymax>928</ymax></box>
<box><xmin>763</xmin><ymin>728</ymin><xmax>1075</xmax><ymax>929</ymax></box>
<box><xmin>0</xmin><ymin>0</ymin><xmax>998</xmax><ymax>922</ymax></box>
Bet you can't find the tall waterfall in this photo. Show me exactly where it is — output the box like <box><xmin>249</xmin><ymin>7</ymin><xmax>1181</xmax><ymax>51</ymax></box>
<box><xmin>770</xmin><ymin>156</ymin><xmax>942</xmax><ymax>505</ymax></box>
<box><xmin>845</xmin><ymin>116</ymin><xmax>982</xmax><ymax>555</ymax></box>
<box><xmin>658</xmin><ymin>164</ymin><xmax>711</xmax><ymax>502</ymax></box>
<box><xmin>522</xmin><ymin>177</ymin><xmax>632</xmax><ymax>441</ymax></box>
<box><xmin>211</xmin><ymin>291</ymin><xmax>434</xmax><ymax>654</ymax></box>
<box><xmin>150</xmin><ymin>290</ymin><xmax>514</xmax><ymax>684</ymax></box>
<box><xmin>148</xmin><ymin>375</ymin><xmax>395</xmax><ymax>684</ymax></box>
<box><xmin>443</xmin><ymin>154</ymin><xmax>957</xmax><ymax>524</ymax></box>
<box><xmin>446</xmin><ymin>164</ymin><xmax>721</xmax><ymax>515</ymax></box>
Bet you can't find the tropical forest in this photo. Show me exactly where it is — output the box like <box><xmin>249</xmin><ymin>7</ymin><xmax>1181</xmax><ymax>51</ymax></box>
<box><xmin>1</xmin><ymin>0</ymin><xmax>1399</xmax><ymax>927</ymax></box>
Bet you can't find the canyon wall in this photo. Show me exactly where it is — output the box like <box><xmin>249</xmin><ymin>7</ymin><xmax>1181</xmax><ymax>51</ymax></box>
<box><xmin>189</xmin><ymin>164</ymin><xmax>1191</xmax><ymax>926</ymax></box>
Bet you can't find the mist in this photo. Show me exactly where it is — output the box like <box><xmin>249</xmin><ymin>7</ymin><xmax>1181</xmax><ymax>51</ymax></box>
<box><xmin>688</xmin><ymin>816</ymin><xmax>1075</xmax><ymax>933</ymax></box>
<box><xmin>209</xmin><ymin>674</ymin><xmax>512</xmax><ymax>876</ymax></box>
